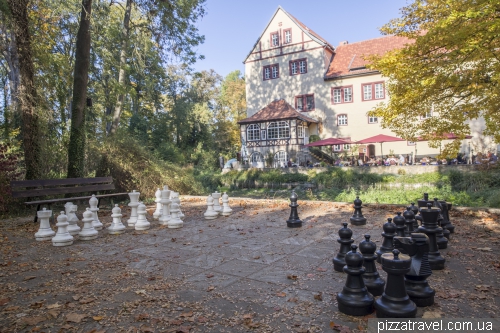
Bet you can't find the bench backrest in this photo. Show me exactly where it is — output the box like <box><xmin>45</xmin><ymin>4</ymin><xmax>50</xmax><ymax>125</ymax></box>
<box><xmin>10</xmin><ymin>177</ymin><xmax>116</xmax><ymax>198</ymax></box>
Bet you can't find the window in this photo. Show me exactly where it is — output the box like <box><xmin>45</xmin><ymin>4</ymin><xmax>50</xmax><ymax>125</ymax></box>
<box><xmin>295</xmin><ymin>94</ymin><xmax>314</xmax><ymax>112</ymax></box>
<box><xmin>362</xmin><ymin>82</ymin><xmax>385</xmax><ymax>101</ymax></box>
<box><xmin>267</xmin><ymin>121</ymin><xmax>290</xmax><ymax>139</ymax></box>
<box><xmin>273</xmin><ymin>151</ymin><xmax>288</xmax><ymax>168</ymax></box>
<box><xmin>333</xmin><ymin>144</ymin><xmax>341</xmax><ymax>152</ymax></box>
<box><xmin>331</xmin><ymin>86</ymin><xmax>353</xmax><ymax>104</ymax></box>
<box><xmin>270</xmin><ymin>32</ymin><xmax>279</xmax><ymax>47</ymax></box>
<box><xmin>297</xmin><ymin>123</ymin><xmax>305</xmax><ymax>138</ymax></box>
<box><xmin>247</xmin><ymin>124</ymin><xmax>260</xmax><ymax>141</ymax></box>
<box><xmin>337</xmin><ymin>114</ymin><xmax>348</xmax><ymax>126</ymax></box>
<box><xmin>421</xmin><ymin>111</ymin><xmax>432</xmax><ymax>119</ymax></box>
<box><xmin>283</xmin><ymin>29</ymin><xmax>292</xmax><ymax>44</ymax></box>
<box><xmin>250</xmin><ymin>152</ymin><xmax>264</xmax><ymax>162</ymax></box>
<box><xmin>368</xmin><ymin>116</ymin><xmax>378</xmax><ymax>124</ymax></box>
<box><xmin>343</xmin><ymin>144</ymin><xmax>350</xmax><ymax>151</ymax></box>
<box><xmin>289</xmin><ymin>58</ymin><xmax>307</xmax><ymax>75</ymax></box>
<box><xmin>407</xmin><ymin>141</ymin><xmax>416</xmax><ymax>146</ymax></box>
<box><xmin>263</xmin><ymin>64</ymin><xmax>279</xmax><ymax>80</ymax></box>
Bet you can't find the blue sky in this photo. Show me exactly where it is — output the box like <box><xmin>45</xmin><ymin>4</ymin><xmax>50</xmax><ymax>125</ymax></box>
<box><xmin>192</xmin><ymin>0</ymin><xmax>407</xmax><ymax>78</ymax></box>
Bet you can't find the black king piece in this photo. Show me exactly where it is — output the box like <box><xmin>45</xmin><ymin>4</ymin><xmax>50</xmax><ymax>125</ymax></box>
<box><xmin>286</xmin><ymin>190</ymin><xmax>302</xmax><ymax>228</ymax></box>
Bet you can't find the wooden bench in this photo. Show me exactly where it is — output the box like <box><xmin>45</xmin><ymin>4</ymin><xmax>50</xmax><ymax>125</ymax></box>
<box><xmin>10</xmin><ymin>177</ymin><xmax>128</xmax><ymax>222</ymax></box>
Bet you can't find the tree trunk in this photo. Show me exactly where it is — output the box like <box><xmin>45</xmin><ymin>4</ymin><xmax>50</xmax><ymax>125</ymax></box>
<box><xmin>6</xmin><ymin>0</ymin><xmax>40</xmax><ymax>180</ymax></box>
<box><xmin>67</xmin><ymin>0</ymin><xmax>92</xmax><ymax>178</ymax></box>
<box><xmin>108</xmin><ymin>0</ymin><xmax>132</xmax><ymax>135</ymax></box>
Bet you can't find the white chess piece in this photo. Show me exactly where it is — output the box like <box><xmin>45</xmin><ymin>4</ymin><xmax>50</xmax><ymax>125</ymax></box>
<box><xmin>79</xmin><ymin>208</ymin><xmax>98</xmax><ymax>240</ymax></box>
<box><xmin>52</xmin><ymin>212</ymin><xmax>74</xmax><ymax>246</ymax></box>
<box><xmin>171</xmin><ymin>192</ymin><xmax>184</xmax><ymax>218</ymax></box>
<box><xmin>168</xmin><ymin>202</ymin><xmax>183</xmax><ymax>228</ymax></box>
<box><xmin>159</xmin><ymin>185</ymin><xmax>171</xmax><ymax>225</ymax></box>
<box><xmin>135</xmin><ymin>202</ymin><xmax>151</xmax><ymax>230</ymax></box>
<box><xmin>89</xmin><ymin>195</ymin><xmax>103</xmax><ymax>230</ymax></box>
<box><xmin>127</xmin><ymin>190</ymin><xmax>140</xmax><ymax>227</ymax></box>
<box><xmin>35</xmin><ymin>208</ymin><xmax>55</xmax><ymax>241</ymax></box>
<box><xmin>221</xmin><ymin>192</ymin><xmax>233</xmax><ymax>216</ymax></box>
<box><xmin>212</xmin><ymin>191</ymin><xmax>222</xmax><ymax>214</ymax></box>
<box><xmin>153</xmin><ymin>188</ymin><xmax>162</xmax><ymax>220</ymax></box>
<box><xmin>64</xmin><ymin>202</ymin><xmax>81</xmax><ymax>236</ymax></box>
<box><xmin>108</xmin><ymin>204</ymin><xmax>126</xmax><ymax>234</ymax></box>
<box><xmin>204</xmin><ymin>195</ymin><xmax>218</xmax><ymax>220</ymax></box>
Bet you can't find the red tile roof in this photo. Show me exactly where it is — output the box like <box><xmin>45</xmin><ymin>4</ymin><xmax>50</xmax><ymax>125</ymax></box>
<box><xmin>238</xmin><ymin>99</ymin><xmax>319</xmax><ymax>124</ymax></box>
<box><xmin>325</xmin><ymin>35</ymin><xmax>412</xmax><ymax>79</ymax></box>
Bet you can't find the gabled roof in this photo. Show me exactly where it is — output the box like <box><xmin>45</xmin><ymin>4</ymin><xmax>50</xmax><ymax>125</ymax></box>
<box><xmin>324</xmin><ymin>35</ymin><xmax>412</xmax><ymax>80</ymax></box>
<box><xmin>243</xmin><ymin>6</ymin><xmax>335</xmax><ymax>64</ymax></box>
<box><xmin>238</xmin><ymin>99</ymin><xmax>318</xmax><ymax>124</ymax></box>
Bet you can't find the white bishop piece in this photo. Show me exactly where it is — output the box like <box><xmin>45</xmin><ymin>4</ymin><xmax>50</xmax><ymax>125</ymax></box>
<box><xmin>159</xmin><ymin>185</ymin><xmax>171</xmax><ymax>225</ymax></box>
<box><xmin>65</xmin><ymin>202</ymin><xmax>81</xmax><ymax>236</ymax></box>
<box><xmin>52</xmin><ymin>212</ymin><xmax>74</xmax><ymax>247</ymax></box>
<box><xmin>89</xmin><ymin>195</ymin><xmax>103</xmax><ymax>230</ymax></box>
<box><xmin>212</xmin><ymin>191</ymin><xmax>222</xmax><ymax>215</ymax></box>
<box><xmin>35</xmin><ymin>208</ymin><xmax>55</xmax><ymax>241</ymax></box>
<box><xmin>79</xmin><ymin>208</ymin><xmax>98</xmax><ymax>240</ymax></box>
<box><xmin>171</xmin><ymin>192</ymin><xmax>184</xmax><ymax>218</ymax></box>
<box><xmin>109</xmin><ymin>204</ymin><xmax>126</xmax><ymax>234</ymax></box>
<box><xmin>135</xmin><ymin>202</ymin><xmax>151</xmax><ymax>230</ymax></box>
<box><xmin>204</xmin><ymin>195</ymin><xmax>218</xmax><ymax>220</ymax></box>
<box><xmin>127</xmin><ymin>190</ymin><xmax>140</xmax><ymax>227</ymax></box>
<box><xmin>153</xmin><ymin>188</ymin><xmax>162</xmax><ymax>220</ymax></box>
<box><xmin>168</xmin><ymin>202</ymin><xmax>183</xmax><ymax>228</ymax></box>
<box><xmin>221</xmin><ymin>192</ymin><xmax>233</xmax><ymax>216</ymax></box>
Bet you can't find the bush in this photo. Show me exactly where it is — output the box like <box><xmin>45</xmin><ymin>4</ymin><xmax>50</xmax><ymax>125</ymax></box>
<box><xmin>0</xmin><ymin>142</ymin><xmax>24</xmax><ymax>213</ymax></box>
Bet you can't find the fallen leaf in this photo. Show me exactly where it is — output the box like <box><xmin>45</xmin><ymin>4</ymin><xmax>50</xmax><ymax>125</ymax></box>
<box><xmin>135</xmin><ymin>313</ymin><xmax>149</xmax><ymax>321</ymax></box>
<box><xmin>422</xmin><ymin>311</ymin><xmax>442</xmax><ymax>318</ymax></box>
<box><xmin>46</xmin><ymin>302</ymin><xmax>61</xmax><ymax>309</ymax></box>
<box><xmin>206</xmin><ymin>274</ymin><xmax>214</xmax><ymax>278</ymax></box>
<box><xmin>135</xmin><ymin>290</ymin><xmax>148</xmax><ymax>296</ymax></box>
<box><xmin>171</xmin><ymin>238</ymin><xmax>177</xmax><ymax>242</ymax></box>
<box><xmin>93</xmin><ymin>316</ymin><xmax>104</xmax><ymax>321</ymax></box>
<box><xmin>477</xmin><ymin>247</ymin><xmax>492</xmax><ymax>252</ymax></box>
<box><xmin>287</xmin><ymin>297</ymin><xmax>298</xmax><ymax>303</ymax></box>
<box><xmin>316</xmin><ymin>267</ymin><xmax>327</xmax><ymax>272</ymax></box>
<box><xmin>140</xmin><ymin>326</ymin><xmax>154</xmax><ymax>333</ymax></box>
<box><xmin>170</xmin><ymin>319</ymin><xmax>183</xmax><ymax>325</ymax></box>
<box><xmin>66</xmin><ymin>313</ymin><xmax>86</xmax><ymax>323</ymax></box>
<box><xmin>197</xmin><ymin>316</ymin><xmax>209</xmax><ymax>323</ymax></box>
<box><xmin>177</xmin><ymin>326</ymin><xmax>191</xmax><ymax>333</ymax></box>
<box><xmin>314</xmin><ymin>292</ymin><xmax>323</xmax><ymax>301</ymax></box>
<box><xmin>207</xmin><ymin>286</ymin><xmax>215</xmax><ymax>292</ymax></box>
<box><xmin>287</xmin><ymin>274</ymin><xmax>298</xmax><ymax>280</ymax></box>
<box><xmin>72</xmin><ymin>295</ymin><xmax>81</xmax><ymax>301</ymax></box>
<box><xmin>23</xmin><ymin>276</ymin><xmax>36</xmax><ymax>281</ymax></box>
<box><xmin>47</xmin><ymin>310</ymin><xmax>60</xmax><ymax>318</ymax></box>
<box><xmin>79</xmin><ymin>298</ymin><xmax>95</xmax><ymax>304</ymax></box>
<box><xmin>276</xmin><ymin>292</ymin><xmax>286</xmax><ymax>297</ymax></box>
<box><xmin>4</xmin><ymin>306</ymin><xmax>20</xmax><ymax>311</ymax></box>
<box><xmin>180</xmin><ymin>311</ymin><xmax>193</xmax><ymax>317</ymax></box>
<box><xmin>0</xmin><ymin>298</ymin><xmax>9</xmax><ymax>306</ymax></box>
<box><xmin>23</xmin><ymin>316</ymin><xmax>45</xmax><ymax>325</ymax></box>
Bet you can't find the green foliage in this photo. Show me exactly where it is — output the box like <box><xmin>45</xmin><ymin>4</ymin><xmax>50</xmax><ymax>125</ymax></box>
<box><xmin>309</xmin><ymin>135</ymin><xmax>320</xmax><ymax>143</ymax></box>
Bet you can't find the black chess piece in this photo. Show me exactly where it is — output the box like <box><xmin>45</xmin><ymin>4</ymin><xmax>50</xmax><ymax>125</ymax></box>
<box><xmin>432</xmin><ymin>198</ymin><xmax>449</xmax><ymax>248</ymax></box>
<box><xmin>337</xmin><ymin>245</ymin><xmax>374</xmax><ymax>316</ymax></box>
<box><xmin>374</xmin><ymin>249</ymin><xmax>417</xmax><ymax>318</ymax></box>
<box><xmin>393</xmin><ymin>212</ymin><xmax>406</xmax><ymax>237</ymax></box>
<box><xmin>410</xmin><ymin>202</ymin><xmax>421</xmax><ymax>228</ymax></box>
<box><xmin>350</xmin><ymin>196</ymin><xmax>367</xmax><ymax>226</ymax></box>
<box><xmin>417</xmin><ymin>193</ymin><xmax>432</xmax><ymax>209</ymax></box>
<box><xmin>359</xmin><ymin>235</ymin><xmax>385</xmax><ymax>296</ymax></box>
<box><xmin>402</xmin><ymin>207</ymin><xmax>416</xmax><ymax>236</ymax></box>
<box><xmin>438</xmin><ymin>199</ymin><xmax>454</xmax><ymax>238</ymax></box>
<box><xmin>376</xmin><ymin>218</ymin><xmax>396</xmax><ymax>263</ymax></box>
<box><xmin>333</xmin><ymin>223</ymin><xmax>354</xmax><ymax>272</ymax></box>
<box><xmin>445</xmin><ymin>202</ymin><xmax>455</xmax><ymax>233</ymax></box>
<box><xmin>394</xmin><ymin>234</ymin><xmax>435</xmax><ymax>307</ymax></box>
<box><xmin>286</xmin><ymin>190</ymin><xmax>302</xmax><ymax>228</ymax></box>
<box><xmin>418</xmin><ymin>203</ymin><xmax>446</xmax><ymax>270</ymax></box>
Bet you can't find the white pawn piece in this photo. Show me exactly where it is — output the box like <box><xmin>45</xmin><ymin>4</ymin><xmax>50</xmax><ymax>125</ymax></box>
<box><xmin>127</xmin><ymin>190</ymin><xmax>141</xmax><ymax>227</ymax></box>
<box><xmin>79</xmin><ymin>208</ymin><xmax>98</xmax><ymax>240</ymax></box>
<box><xmin>52</xmin><ymin>212</ymin><xmax>74</xmax><ymax>247</ymax></box>
<box><xmin>212</xmin><ymin>191</ymin><xmax>222</xmax><ymax>215</ymax></box>
<box><xmin>153</xmin><ymin>188</ymin><xmax>162</xmax><ymax>220</ymax></box>
<box><xmin>204</xmin><ymin>195</ymin><xmax>218</xmax><ymax>220</ymax></box>
<box><xmin>171</xmin><ymin>192</ymin><xmax>185</xmax><ymax>218</ymax></box>
<box><xmin>135</xmin><ymin>202</ymin><xmax>151</xmax><ymax>230</ymax></box>
<box><xmin>89</xmin><ymin>195</ymin><xmax>103</xmax><ymax>230</ymax></box>
<box><xmin>168</xmin><ymin>202</ymin><xmax>183</xmax><ymax>228</ymax></box>
<box><xmin>108</xmin><ymin>204</ymin><xmax>126</xmax><ymax>234</ymax></box>
<box><xmin>65</xmin><ymin>203</ymin><xmax>81</xmax><ymax>236</ymax></box>
<box><xmin>159</xmin><ymin>185</ymin><xmax>171</xmax><ymax>225</ymax></box>
<box><xmin>221</xmin><ymin>192</ymin><xmax>233</xmax><ymax>216</ymax></box>
<box><xmin>35</xmin><ymin>208</ymin><xmax>55</xmax><ymax>241</ymax></box>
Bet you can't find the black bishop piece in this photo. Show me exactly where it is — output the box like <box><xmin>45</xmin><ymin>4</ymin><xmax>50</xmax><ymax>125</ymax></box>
<box><xmin>393</xmin><ymin>212</ymin><xmax>406</xmax><ymax>237</ymax></box>
<box><xmin>333</xmin><ymin>223</ymin><xmax>354</xmax><ymax>272</ymax></box>
<box><xmin>350</xmin><ymin>196</ymin><xmax>367</xmax><ymax>226</ymax></box>
<box><xmin>376</xmin><ymin>218</ymin><xmax>396</xmax><ymax>263</ymax></box>
<box><xmin>286</xmin><ymin>190</ymin><xmax>302</xmax><ymax>228</ymax></box>
<box><xmin>359</xmin><ymin>235</ymin><xmax>385</xmax><ymax>296</ymax></box>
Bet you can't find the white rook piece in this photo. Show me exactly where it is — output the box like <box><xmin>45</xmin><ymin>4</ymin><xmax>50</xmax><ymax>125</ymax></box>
<box><xmin>171</xmin><ymin>192</ymin><xmax>184</xmax><ymax>218</ymax></box>
<box><xmin>204</xmin><ymin>195</ymin><xmax>218</xmax><ymax>220</ymax></box>
<box><xmin>52</xmin><ymin>212</ymin><xmax>73</xmax><ymax>247</ymax></box>
<box><xmin>35</xmin><ymin>208</ymin><xmax>55</xmax><ymax>241</ymax></box>
<box><xmin>79</xmin><ymin>208</ymin><xmax>98</xmax><ymax>240</ymax></box>
<box><xmin>135</xmin><ymin>202</ymin><xmax>151</xmax><ymax>230</ymax></box>
<box><xmin>109</xmin><ymin>204</ymin><xmax>126</xmax><ymax>234</ymax></box>
<box><xmin>168</xmin><ymin>202</ymin><xmax>183</xmax><ymax>228</ymax></box>
<box><xmin>127</xmin><ymin>190</ymin><xmax>140</xmax><ymax>227</ymax></box>
<box><xmin>153</xmin><ymin>188</ymin><xmax>162</xmax><ymax>220</ymax></box>
<box><xmin>89</xmin><ymin>195</ymin><xmax>103</xmax><ymax>230</ymax></box>
<box><xmin>65</xmin><ymin>202</ymin><xmax>81</xmax><ymax>236</ymax></box>
<box><xmin>159</xmin><ymin>185</ymin><xmax>171</xmax><ymax>225</ymax></box>
<box><xmin>221</xmin><ymin>192</ymin><xmax>233</xmax><ymax>216</ymax></box>
<box><xmin>212</xmin><ymin>191</ymin><xmax>222</xmax><ymax>215</ymax></box>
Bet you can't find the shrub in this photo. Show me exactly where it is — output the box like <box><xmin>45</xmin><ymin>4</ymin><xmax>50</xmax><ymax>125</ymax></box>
<box><xmin>0</xmin><ymin>142</ymin><xmax>24</xmax><ymax>213</ymax></box>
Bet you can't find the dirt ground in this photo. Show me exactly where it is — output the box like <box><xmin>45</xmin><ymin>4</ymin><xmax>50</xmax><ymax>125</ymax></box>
<box><xmin>0</xmin><ymin>197</ymin><xmax>499</xmax><ymax>333</ymax></box>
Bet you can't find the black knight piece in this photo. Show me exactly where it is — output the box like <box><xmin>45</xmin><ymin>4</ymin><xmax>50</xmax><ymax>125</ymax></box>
<box><xmin>394</xmin><ymin>234</ymin><xmax>435</xmax><ymax>307</ymax></box>
<box><xmin>418</xmin><ymin>203</ymin><xmax>446</xmax><ymax>270</ymax></box>
<box><xmin>333</xmin><ymin>223</ymin><xmax>354</xmax><ymax>272</ymax></box>
<box><xmin>359</xmin><ymin>235</ymin><xmax>385</xmax><ymax>296</ymax></box>
<box><xmin>286</xmin><ymin>190</ymin><xmax>302</xmax><ymax>228</ymax></box>
<box><xmin>376</xmin><ymin>218</ymin><xmax>397</xmax><ymax>263</ymax></box>
<box><xmin>337</xmin><ymin>245</ymin><xmax>374</xmax><ymax>316</ymax></box>
<box><xmin>403</xmin><ymin>207</ymin><xmax>416</xmax><ymax>236</ymax></box>
<box><xmin>393</xmin><ymin>212</ymin><xmax>406</xmax><ymax>237</ymax></box>
<box><xmin>438</xmin><ymin>199</ymin><xmax>454</xmax><ymax>238</ymax></box>
<box><xmin>350</xmin><ymin>196</ymin><xmax>367</xmax><ymax>226</ymax></box>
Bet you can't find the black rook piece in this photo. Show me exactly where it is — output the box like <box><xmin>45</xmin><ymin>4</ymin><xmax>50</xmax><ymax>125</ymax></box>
<box><xmin>393</xmin><ymin>212</ymin><xmax>406</xmax><ymax>237</ymax></box>
<box><xmin>333</xmin><ymin>223</ymin><xmax>354</xmax><ymax>272</ymax></box>
<box><xmin>350</xmin><ymin>196</ymin><xmax>367</xmax><ymax>226</ymax></box>
<box><xmin>433</xmin><ymin>198</ymin><xmax>449</xmax><ymax>248</ymax></box>
<box><xmin>337</xmin><ymin>245</ymin><xmax>374</xmax><ymax>316</ymax></box>
<box><xmin>410</xmin><ymin>202</ymin><xmax>421</xmax><ymax>228</ymax></box>
<box><xmin>359</xmin><ymin>235</ymin><xmax>385</xmax><ymax>296</ymax></box>
<box><xmin>286</xmin><ymin>190</ymin><xmax>302</xmax><ymax>228</ymax></box>
<box><xmin>394</xmin><ymin>234</ymin><xmax>435</xmax><ymax>307</ymax></box>
<box><xmin>418</xmin><ymin>203</ymin><xmax>446</xmax><ymax>270</ymax></box>
<box><xmin>403</xmin><ymin>207</ymin><xmax>416</xmax><ymax>236</ymax></box>
<box><xmin>374</xmin><ymin>249</ymin><xmax>417</xmax><ymax>318</ymax></box>
<box><xmin>376</xmin><ymin>218</ymin><xmax>396</xmax><ymax>263</ymax></box>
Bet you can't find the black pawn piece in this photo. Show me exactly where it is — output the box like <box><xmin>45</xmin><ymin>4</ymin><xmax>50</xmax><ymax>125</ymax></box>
<box><xmin>403</xmin><ymin>207</ymin><xmax>416</xmax><ymax>236</ymax></box>
<box><xmin>393</xmin><ymin>212</ymin><xmax>406</xmax><ymax>237</ymax></box>
<box><xmin>350</xmin><ymin>196</ymin><xmax>367</xmax><ymax>226</ymax></box>
<box><xmin>445</xmin><ymin>202</ymin><xmax>455</xmax><ymax>233</ymax></box>
<box><xmin>376</xmin><ymin>218</ymin><xmax>396</xmax><ymax>263</ymax></box>
<box><xmin>410</xmin><ymin>202</ymin><xmax>421</xmax><ymax>228</ymax></box>
<box><xmin>333</xmin><ymin>223</ymin><xmax>354</xmax><ymax>272</ymax></box>
<box><xmin>286</xmin><ymin>190</ymin><xmax>302</xmax><ymax>228</ymax></box>
<box><xmin>432</xmin><ymin>198</ymin><xmax>449</xmax><ymax>249</ymax></box>
<box><xmin>337</xmin><ymin>245</ymin><xmax>374</xmax><ymax>316</ymax></box>
<box><xmin>359</xmin><ymin>235</ymin><xmax>385</xmax><ymax>296</ymax></box>
<box><xmin>374</xmin><ymin>249</ymin><xmax>417</xmax><ymax>318</ymax></box>
<box><xmin>394</xmin><ymin>234</ymin><xmax>435</xmax><ymax>307</ymax></box>
<box><xmin>418</xmin><ymin>203</ymin><xmax>446</xmax><ymax>270</ymax></box>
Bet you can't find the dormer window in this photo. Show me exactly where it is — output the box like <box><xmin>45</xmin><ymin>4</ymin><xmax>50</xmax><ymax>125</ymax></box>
<box><xmin>284</xmin><ymin>29</ymin><xmax>292</xmax><ymax>44</ymax></box>
<box><xmin>271</xmin><ymin>32</ymin><xmax>279</xmax><ymax>47</ymax></box>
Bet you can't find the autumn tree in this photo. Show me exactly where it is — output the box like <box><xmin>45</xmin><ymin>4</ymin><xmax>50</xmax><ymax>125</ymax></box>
<box><xmin>368</xmin><ymin>0</ymin><xmax>500</xmax><ymax>156</ymax></box>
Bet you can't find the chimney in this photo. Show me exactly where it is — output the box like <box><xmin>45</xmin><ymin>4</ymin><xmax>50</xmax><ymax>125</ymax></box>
<box><xmin>339</xmin><ymin>40</ymin><xmax>349</xmax><ymax>46</ymax></box>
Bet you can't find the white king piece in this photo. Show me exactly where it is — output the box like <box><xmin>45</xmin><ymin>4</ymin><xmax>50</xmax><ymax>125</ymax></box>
<box><xmin>153</xmin><ymin>188</ymin><xmax>162</xmax><ymax>220</ymax></box>
<box><xmin>127</xmin><ymin>190</ymin><xmax>140</xmax><ymax>227</ymax></box>
<box><xmin>159</xmin><ymin>185</ymin><xmax>171</xmax><ymax>225</ymax></box>
<box><xmin>212</xmin><ymin>191</ymin><xmax>222</xmax><ymax>215</ymax></box>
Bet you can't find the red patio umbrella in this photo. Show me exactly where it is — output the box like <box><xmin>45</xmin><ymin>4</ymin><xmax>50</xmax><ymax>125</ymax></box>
<box><xmin>356</xmin><ymin>134</ymin><xmax>404</xmax><ymax>158</ymax></box>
